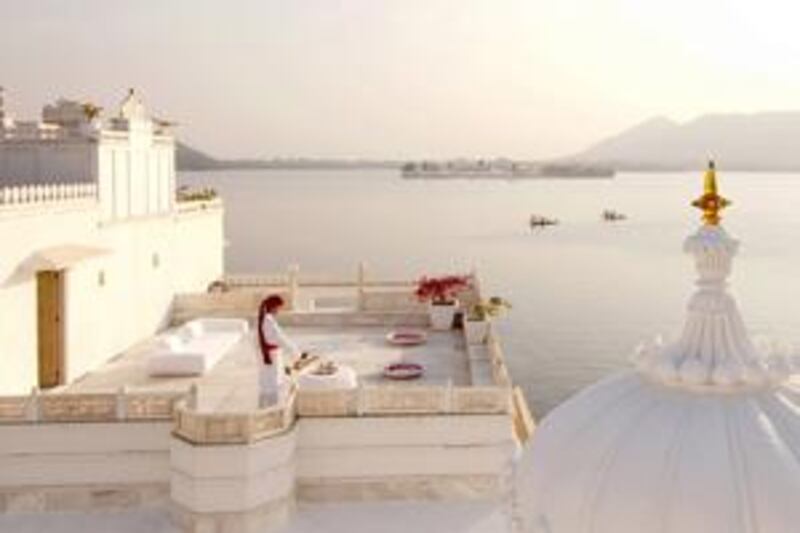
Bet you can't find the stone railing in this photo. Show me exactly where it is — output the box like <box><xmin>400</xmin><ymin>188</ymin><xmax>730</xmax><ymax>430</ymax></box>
<box><xmin>296</xmin><ymin>384</ymin><xmax>511</xmax><ymax>418</ymax></box>
<box><xmin>173</xmin><ymin>386</ymin><xmax>297</xmax><ymax>445</ymax></box>
<box><xmin>225</xmin><ymin>263</ymin><xmax>412</xmax><ymax>289</ymax></box>
<box><xmin>172</xmin><ymin>383</ymin><xmax>510</xmax><ymax>446</ymax></box>
<box><xmin>0</xmin><ymin>387</ymin><xmax>183</xmax><ymax>424</ymax></box>
<box><xmin>218</xmin><ymin>265</ymin><xmax>485</xmax><ymax>314</ymax></box>
<box><xmin>175</xmin><ymin>265</ymin><xmax>427</xmax><ymax>321</ymax></box>
<box><xmin>486</xmin><ymin>334</ymin><xmax>512</xmax><ymax>387</ymax></box>
<box><xmin>171</xmin><ymin>289</ymin><xmax>292</xmax><ymax>323</ymax></box>
<box><xmin>0</xmin><ymin>182</ymin><xmax>97</xmax><ymax>207</ymax></box>
<box><xmin>1</xmin><ymin>125</ymin><xmax>73</xmax><ymax>142</ymax></box>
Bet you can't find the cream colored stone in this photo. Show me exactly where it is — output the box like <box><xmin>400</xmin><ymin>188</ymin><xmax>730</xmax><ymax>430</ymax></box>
<box><xmin>0</xmin><ymin>422</ymin><xmax>171</xmax><ymax>454</ymax></box>
<box><xmin>170</xmin><ymin>430</ymin><xmax>296</xmax><ymax>479</ymax></box>
<box><xmin>297</xmin><ymin>415</ymin><xmax>513</xmax><ymax>448</ymax></box>
<box><xmin>5</xmin><ymin>491</ymin><xmax>46</xmax><ymax>513</ymax></box>
<box><xmin>297</xmin><ymin>475</ymin><xmax>505</xmax><ymax>502</ymax></box>
<box><xmin>171</xmin><ymin>495</ymin><xmax>293</xmax><ymax>533</ymax></box>
<box><xmin>43</xmin><ymin>489</ymin><xmax>91</xmax><ymax>511</ymax></box>
<box><xmin>296</xmin><ymin>443</ymin><xmax>513</xmax><ymax>479</ymax></box>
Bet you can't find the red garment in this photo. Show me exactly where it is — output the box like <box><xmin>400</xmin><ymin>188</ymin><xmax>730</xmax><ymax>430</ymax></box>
<box><xmin>257</xmin><ymin>301</ymin><xmax>278</xmax><ymax>365</ymax></box>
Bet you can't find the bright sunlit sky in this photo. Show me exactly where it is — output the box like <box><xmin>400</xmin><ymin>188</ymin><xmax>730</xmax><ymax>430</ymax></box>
<box><xmin>3</xmin><ymin>0</ymin><xmax>800</xmax><ymax>159</ymax></box>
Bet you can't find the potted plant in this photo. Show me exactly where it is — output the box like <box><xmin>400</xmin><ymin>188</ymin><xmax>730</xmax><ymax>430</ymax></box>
<box><xmin>464</xmin><ymin>296</ymin><xmax>511</xmax><ymax>344</ymax></box>
<box><xmin>415</xmin><ymin>275</ymin><xmax>471</xmax><ymax>330</ymax></box>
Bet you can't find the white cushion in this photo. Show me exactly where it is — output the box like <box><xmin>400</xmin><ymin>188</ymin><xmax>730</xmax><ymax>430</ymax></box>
<box><xmin>146</xmin><ymin>318</ymin><xmax>247</xmax><ymax>377</ymax></box>
<box><xmin>160</xmin><ymin>334</ymin><xmax>185</xmax><ymax>353</ymax></box>
<box><xmin>184</xmin><ymin>321</ymin><xmax>205</xmax><ymax>338</ymax></box>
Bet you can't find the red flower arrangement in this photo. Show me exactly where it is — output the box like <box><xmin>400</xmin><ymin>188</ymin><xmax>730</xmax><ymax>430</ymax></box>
<box><xmin>415</xmin><ymin>275</ymin><xmax>471</xmax><ymax>305</ymax></box>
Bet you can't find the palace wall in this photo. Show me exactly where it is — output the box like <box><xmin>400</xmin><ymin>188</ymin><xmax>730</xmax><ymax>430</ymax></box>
<box><xmin>0</xmin><ymin>201</ymin><xmax>224</xmax><ymax>394</ymax></box>
<box><xmin>96</xmin><ymin>135</ymin><xmax>175</xmax><ymax>220</ymax></box>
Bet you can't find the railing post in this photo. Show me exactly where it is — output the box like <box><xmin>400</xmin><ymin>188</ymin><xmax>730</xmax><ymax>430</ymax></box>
<box><xmin>116</xmin><ymin>386</ymin><xmax>128</xmax><ymax>420</ymax></box>
<box><xmin>287</xmin><ymin>264</ymin><xmax>299</xmax><ymax>310</ymax></box>
<box><xmin>188</xmin><ymin>383</ymin><xmax>199</xmax><ymax>410</ymax></box>
<box><xmin>356</xmin><ymin>383</ymin><xmax>366</xmax><ymax>416</ymax></box>
<box><xmin>25</xmin><ymin>387</ymin><xmax>40</xmax><ymax>422</ymax></box>
<box><xmin>357</xmin><ymin>261</ymin><xmax>367</xmax><ymax>311</ymax></box>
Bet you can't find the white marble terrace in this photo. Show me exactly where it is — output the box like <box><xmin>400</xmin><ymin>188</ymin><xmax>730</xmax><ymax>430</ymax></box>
<box><xmin>0</xmin><ymin>268</ymin><xmax>531</xmax><ymax>533</ymax></box>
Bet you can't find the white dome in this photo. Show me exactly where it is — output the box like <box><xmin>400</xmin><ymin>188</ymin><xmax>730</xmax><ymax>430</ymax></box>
<box><xmin>525</xmin><ymin>372</ymin><xmax>800</xmax><ymax>533</ymax></box>
<box><xmin>523</xmin><ymin>185</ymin><xmax>800</xmax><ymax>533</ymax></box>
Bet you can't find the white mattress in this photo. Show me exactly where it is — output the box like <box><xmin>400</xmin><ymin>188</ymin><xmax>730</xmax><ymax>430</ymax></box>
<box><xmin>146</xmin><ymin>318</ymin><xmax>249</xmax><ymax>377</ymax></box>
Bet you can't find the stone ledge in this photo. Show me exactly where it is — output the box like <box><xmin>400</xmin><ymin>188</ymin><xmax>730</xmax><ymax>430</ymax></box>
<box><xmin>0</xmin><ymin>483</ymin><xmax>169</xmax><ymax>514</ymax></box>
<box><xmin>297</xmin><ymin>474</ymin><xmax>507</xmax><ymax>503</ymax></box>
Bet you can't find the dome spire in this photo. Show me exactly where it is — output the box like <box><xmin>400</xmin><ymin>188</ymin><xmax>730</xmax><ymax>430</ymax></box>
<box><xmin>635</xmin><ymin>161</ymin><xmax>787</xmax><ymax>388</ymax></box>
<box><xmin>524</xmin><ymin>161</ymin><xmax>800</xmax><ymax>533</ymax></box>
<box><xmin>691</xmin><ymin>160</ymin><xmax>731</xmax><ymax>226</ymax></box>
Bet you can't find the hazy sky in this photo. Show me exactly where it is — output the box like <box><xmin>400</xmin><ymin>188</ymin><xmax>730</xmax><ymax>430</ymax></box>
<box><xmin>3</xmin><ymin>0</ymin><xmax>800</xmax><ymax>159</ymax></box>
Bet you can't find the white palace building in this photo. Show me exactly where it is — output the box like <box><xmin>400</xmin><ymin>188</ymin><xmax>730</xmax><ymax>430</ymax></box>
<box><xmin>0</xmin><ymin>87</ymin><xmax>224</xmax><ymax>395</ymax></box>
<box><xmin>0</xmin><ymin>90</ymin><xmax>532</xmax><ymax>532</ymax></box>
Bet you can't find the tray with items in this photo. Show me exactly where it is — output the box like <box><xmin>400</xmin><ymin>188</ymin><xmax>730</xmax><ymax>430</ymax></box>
<box><xmin>385</xmin><ymin>330</ymin><xmax>428</xmax><ymax>347</ymax></box>
<box><xmin>382</xmin><ymin>362</ymin><xmax>424</xmax><ymax>380</ymax></box>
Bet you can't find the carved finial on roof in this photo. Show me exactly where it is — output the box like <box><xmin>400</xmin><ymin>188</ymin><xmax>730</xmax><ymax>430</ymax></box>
<box><xmin>691</xmin><ymin>160</ymin><xmax>731</xmax><ymax>226</ymax></box>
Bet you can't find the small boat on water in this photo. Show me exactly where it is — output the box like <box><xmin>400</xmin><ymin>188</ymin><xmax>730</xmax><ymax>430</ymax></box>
<box><xmin>602</xmin><ymin>209</ymin><xmax>627</xmax><ymax>222</ymax></box>
<box><xmin>530</xmin><ymin>214</ymin><xmax>559</xmax><ymax>227</ymax></box>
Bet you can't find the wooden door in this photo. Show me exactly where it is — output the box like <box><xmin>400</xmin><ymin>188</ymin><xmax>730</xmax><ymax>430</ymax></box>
<box><xmin>37</xmin><ymin>270</ymin><xmax>65</xmax><ymax>388</ymax></box>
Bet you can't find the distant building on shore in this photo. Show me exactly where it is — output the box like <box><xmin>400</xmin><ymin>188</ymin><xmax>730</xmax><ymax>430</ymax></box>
<box><xmin>0</xmin><ymin>88</ymin><xmax>177</xmax><ymax>220</ymax></box>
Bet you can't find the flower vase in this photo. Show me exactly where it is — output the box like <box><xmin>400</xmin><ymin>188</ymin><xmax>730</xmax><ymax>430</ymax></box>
<box><xmin>429</xmin><ymin>301</ymin><xmax>458</xmax><ymax>331</ymax></box>
<box><xmin>464</xmin><ymin>319</ymin><xmax>490</xmax><ymax>344</ymax></box>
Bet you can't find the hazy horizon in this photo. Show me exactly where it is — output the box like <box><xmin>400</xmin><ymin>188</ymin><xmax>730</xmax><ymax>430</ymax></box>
<box><xmin>4</xmin><ymin>0</ymin><xmax>800</xmax><ymax>160</ymax></box>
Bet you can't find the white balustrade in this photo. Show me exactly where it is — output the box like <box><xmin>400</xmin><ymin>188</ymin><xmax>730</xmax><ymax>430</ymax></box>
<box><xmin>0</xmin><ymin>180</ymin><xmax>98</xmax><ymax>208</ymax></box>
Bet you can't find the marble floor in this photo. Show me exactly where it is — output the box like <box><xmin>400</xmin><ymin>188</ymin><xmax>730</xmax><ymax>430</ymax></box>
<box><xmin>0</xmin><ymin>501</ymin><xmax>513</xmax><ymax>533</ymax></box>
<box><xmin>61</xmin><ymin>324</ymin><xmax>471</xmax><ymax>413</ymax></box>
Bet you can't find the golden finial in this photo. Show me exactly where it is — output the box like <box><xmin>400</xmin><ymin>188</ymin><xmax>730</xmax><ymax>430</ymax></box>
<box><xmin>691</xmin><ymin>160</ymin><xmax>730</xmax><ymax>225</ymax></box>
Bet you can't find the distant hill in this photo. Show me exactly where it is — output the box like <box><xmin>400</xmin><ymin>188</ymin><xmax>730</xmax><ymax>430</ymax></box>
<box><xmin>176</xmin><ymin>142</ymin><xmax>222</xmax><ymax>171</ymax></box>
<box><xmin>175</xmin><ymin>142</ymin><xmax>400</xmax><ymax>172</ymax></box>
<box><xmin>570</xmin><ymin>112</ymin><xmax>800</xmax><ymax>171</ymax></box>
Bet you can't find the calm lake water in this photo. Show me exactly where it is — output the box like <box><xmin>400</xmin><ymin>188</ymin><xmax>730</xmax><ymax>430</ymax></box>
<box><xmin>180</xmin><ymin>169</ymin><xmax>800</xmax><ymax>417</ymax></box>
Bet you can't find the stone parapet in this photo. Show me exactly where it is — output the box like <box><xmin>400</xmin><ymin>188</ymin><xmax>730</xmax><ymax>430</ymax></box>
<box><xmin>0</xmin><ymin>182</ymin><xmax>97</xmax><ymax>208</ymax></box>
<box><xmin>0</xmin><ymin>389</ymin><xmax>183</xmax><ymax>424</ymax></box>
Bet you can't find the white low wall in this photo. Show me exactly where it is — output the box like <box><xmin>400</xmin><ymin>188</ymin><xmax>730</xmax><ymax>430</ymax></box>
<box><xmin>171</xmin><ymin>430</ymin><xmax>296</xmax><ymax>513</ymax></box>
<box><xmin>0</xmin><ymin>422</ymin><xmax>172</xmax><ymax>488</ymax></box>
<box><xmin>295</xmin><ymin>415</ymin><xmax>515</xmax><ymax>501</ymax></box>
<box><xmin>0</xmin><ymin>414</ymin><xmax>517</xmax><ymax>533</ymax></box>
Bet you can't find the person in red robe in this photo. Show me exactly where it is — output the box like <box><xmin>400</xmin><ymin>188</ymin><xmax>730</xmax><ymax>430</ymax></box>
<box><xmin>257</xmin><ymin>294</ymin><xmax>301</xmax><ymax>406</ymax></box>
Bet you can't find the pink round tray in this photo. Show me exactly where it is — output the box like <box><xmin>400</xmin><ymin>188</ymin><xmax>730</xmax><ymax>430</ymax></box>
<box><xmin>383</xmin><ymin>363</ymin><xmax>424</xmax><ymax>380</ymax></box>
<box><xmin>386</xmin><ymin>330</ymin><xmax>428</xmax><ymax>347</ymax></box>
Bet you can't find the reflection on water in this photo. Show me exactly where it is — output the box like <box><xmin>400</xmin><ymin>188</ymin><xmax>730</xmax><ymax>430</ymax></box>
<box><xmin>180</xmin><ymin>169</ymin><xmax>800</xmax><ymax>417</ymax></box>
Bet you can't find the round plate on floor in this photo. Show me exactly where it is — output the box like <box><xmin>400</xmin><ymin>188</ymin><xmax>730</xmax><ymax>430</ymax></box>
<box><xmin>386</xmin><ymin>330</ymin><xmax>428</xmax><ymax>346</ymax></box>
<box><xmin>383</xmin><ymin>362</ymin><xmax>424</xmax><ymax>380</ymax></box>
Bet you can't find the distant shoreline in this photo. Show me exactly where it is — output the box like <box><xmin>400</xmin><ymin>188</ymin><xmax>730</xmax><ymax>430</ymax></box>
<box><xmin>175</xmin><ymin>143</ymin><xmax>800</xmax><ymax>174</ymax></box>
<box><xmin>178</xmin><ymin>162</ymin><xmax>401</xmax><ymax>172</ymax></box>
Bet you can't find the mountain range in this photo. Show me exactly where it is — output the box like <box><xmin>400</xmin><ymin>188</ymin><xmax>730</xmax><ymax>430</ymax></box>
<box><xmin>177</xmin><ymin>111</ymin><xmax>800</xmax><ymax>172</ymax></box>
<box><xmin>569</xmin><ymin>112</ymin><xmax>800</xmax><ymax>171</ymax></box>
